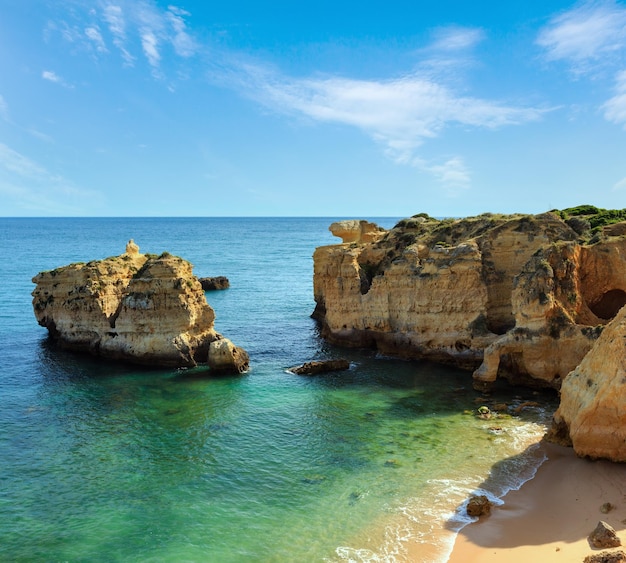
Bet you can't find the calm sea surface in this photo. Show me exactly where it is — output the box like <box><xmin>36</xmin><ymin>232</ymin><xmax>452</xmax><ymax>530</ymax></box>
<box><xmin>0</xmin><ymin>217</ymin><xmax>557</xmax><ymax>562</ymax></box>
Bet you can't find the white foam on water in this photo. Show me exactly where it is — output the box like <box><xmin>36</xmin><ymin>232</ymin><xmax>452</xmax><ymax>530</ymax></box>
<box><xmin>332</xmin><ymin>415</ymin><xmax>551</xmax><ymax>563</ymax></box>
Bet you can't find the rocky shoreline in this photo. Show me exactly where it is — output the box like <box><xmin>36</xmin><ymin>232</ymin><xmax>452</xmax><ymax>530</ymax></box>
<box><xmin>312</xmin><ymin>207</ymin><xmax>626</xmax><ymax>462</ymax></box>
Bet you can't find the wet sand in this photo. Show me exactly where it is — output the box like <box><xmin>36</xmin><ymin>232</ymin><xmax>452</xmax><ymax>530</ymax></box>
<box><xmin>444</xmin><ymin>442</ymin><xmax>626</xmax><ymax>563</ymax></box>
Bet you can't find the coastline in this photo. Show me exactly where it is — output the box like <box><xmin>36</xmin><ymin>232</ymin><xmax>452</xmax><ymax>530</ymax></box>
<box><xmin>443</xmin><ymin>441</ymin><xmax>626</xmax><ymax>563</ymax></box>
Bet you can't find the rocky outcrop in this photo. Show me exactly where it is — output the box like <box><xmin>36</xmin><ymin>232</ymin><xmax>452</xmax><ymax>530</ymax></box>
<box><xmin>207</xmin><ymin>338</ymin><xmax>249</xmax><ymax>373</ymax></box>
<box><xmin>548</xmin><ymin>304</ymin><xmax>626</xmax><ymax>461</ymax></box>
<box><xmin>288</xmin><ymin>359</ymin><xmax>350</xmax><ymax>375</ymax></box>
<box><xmin>32</xmin><ymin>241</ymin><xmax>247</xmax><ymax>369</ymax></box>
<box><xmin>313</xmin><ymin>209</ymin><xmax>626</xmax><ymax>390</ymax></box>
<box><xmin>199</xmin><ymin>276</ymin><xmax>230</xmax><ymax>291</ymax></box>
<box><xmin>329</xmin><ymin>220</ymin><xmax>386</xmax><ymax>244</ymax></box>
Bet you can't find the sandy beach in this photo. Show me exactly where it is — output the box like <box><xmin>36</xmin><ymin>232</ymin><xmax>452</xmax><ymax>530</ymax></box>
<box><xmin>444</xmin><ymin>441</ymin><xmax>626</xmax><ymax>563</ymax></box>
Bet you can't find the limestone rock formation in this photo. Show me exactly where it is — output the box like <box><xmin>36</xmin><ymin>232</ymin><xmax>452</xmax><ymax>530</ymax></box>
<box><xmin>32</xmin><ymin>242</ymin><xmax>247</xmax><ymax>369</ymax></box>
<box><xmin>207</xmin><ymin>338</ymin><xmax>249</xmax><ymax>374</ymax></box>
<box><xmin>313</xmin><ymin>208</ymin><xmax>626</xmax><ymax>390</ymax></box>
<box><xmin>548</xmin><ymin>304</ymin><xmax>626</xmax><ymax>461</ymax></box>
<box><xmin>329</xmin><ymin>220</ymin><xmax>386</xmax><ymax>244</ymax></box>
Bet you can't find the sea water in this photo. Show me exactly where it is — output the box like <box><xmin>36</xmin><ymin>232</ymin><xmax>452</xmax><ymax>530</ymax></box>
<box><xmin>0</xmin><ymin>218</ymin><xmax>557</xmax><ymax>562</ymax></box>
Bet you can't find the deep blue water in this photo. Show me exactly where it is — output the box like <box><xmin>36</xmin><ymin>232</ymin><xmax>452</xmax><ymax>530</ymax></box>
<box><xmin>0</xmin><ymin>218</ymin><xmax>557</xmax><ymax>562</ymax></box>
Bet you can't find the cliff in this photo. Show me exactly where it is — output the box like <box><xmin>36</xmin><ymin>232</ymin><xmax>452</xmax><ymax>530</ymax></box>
<box><xmin>548</xmin><ymin>305</ymin><xmax>626</xmax><ymax>461</ymax></box>
<box><xmin>313</xmin><ymin>207</ymin><xmax>626</xmax><ymax>391</ymax></box>
<box><xmin>32</xmin><ymin>241</ymin><xmax>248</xmax><ymax>371</ymax></box>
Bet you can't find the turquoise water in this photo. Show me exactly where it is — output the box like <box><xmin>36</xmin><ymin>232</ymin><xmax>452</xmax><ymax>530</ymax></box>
<box><xmin>0</xmin><ymin>218</ymin><xmax>557</xmax><ymax>562</ymax></box>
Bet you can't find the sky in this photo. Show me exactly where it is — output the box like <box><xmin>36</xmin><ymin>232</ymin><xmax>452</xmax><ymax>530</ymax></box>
<box><xmin>1</xmin><ymin>0</ymin><xmax>626</xmax><ymax>217</ymax></box>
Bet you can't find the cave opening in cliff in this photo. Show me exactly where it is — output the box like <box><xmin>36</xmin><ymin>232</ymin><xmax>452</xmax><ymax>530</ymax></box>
<box><xmin>589</xmin><ymin>289</ymin><xmax>626</xmax><ymax>321</ymax></box>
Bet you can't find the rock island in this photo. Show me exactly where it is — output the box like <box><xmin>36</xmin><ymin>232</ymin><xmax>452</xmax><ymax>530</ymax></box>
<box><xmin>32</xmin><ymin>240</ymin><xmax>248</xmax><ymax>373</ymax></box>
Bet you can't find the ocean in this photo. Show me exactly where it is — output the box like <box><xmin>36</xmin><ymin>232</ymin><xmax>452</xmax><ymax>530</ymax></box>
<box><xmin>0</xmin><ymin>217</ymin><xmax>557</xmax><ymax>562</ymax></box>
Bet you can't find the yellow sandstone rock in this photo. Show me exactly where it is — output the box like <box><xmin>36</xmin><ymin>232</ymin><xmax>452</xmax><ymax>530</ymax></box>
<box><xmin>32</xmin><ymin>242</ymin><xmax>246</xmax><ymax>370</ymax></box>
<box><xmin>549</xmin><ymin>305</ymin><xmax>626</xmax><ymax>461</ymax></box>
<box><xmin>313</xmin><ymin>211</ymin><xmax>626</xmax><ymax>391</ymax></box>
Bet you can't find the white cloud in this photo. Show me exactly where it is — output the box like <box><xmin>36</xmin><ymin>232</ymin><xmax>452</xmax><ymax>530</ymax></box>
<box><xmin>42</xmin><ymin>70</ymin><xmax>73</xmax><ymax>88</ymax></box>
<box><xmin>233</xmin><ymin>65</ymin><xmax>546</xmax><ymax>162</ymax></box>
<box><xmin>0</xmin><ymin>143</ymin><xmax>104</xmax><ymax>214</ymax></box>
<box><xmin>537</xmin><ymin>1</ymin><xmax>626</xmax><ymax>73</ymax></box>
<box><xmin>430</xmin><ymin>26</ymin><xmax>485</xmax><ymax>52</ymax></box>
<box><xmin>85</xmin><ymin>25</ymin><xmax>108</xmax><ymax>52</ymax></box>
<box><xmin>603</xmin><ymin>70</ymin><xmax>626</xmax><ymax>126</ymax></box>
<box><xmin>216</xmin><ymin>61</ymin><xmax>545</xmax><ymax>193</ymax></box>
<box><xmin>42</xmin><ymin>70</ymin><xmax>61</xmax><ymax>83</ymax></box>
<box><xmin>140</xmin><ymin>28</ymin><xmax>161</xmax><ymax>69</ymax></box>
<box><xmin>47</xmin><ymin>1</ymin><xmax>198</xmax><ymax>76</ymax></box>
<box><xmin>539</xmin><ymin>2</ymin><xmax>626</xmax><ymax>129</ymax></box>
<box><xmin>167</xmin><ymin>6</ymin><xmax>196</xmax><ymax>57</ymax></box>
<box><xmin>103</xmin><ymin>4</ymin><xmax>134</xmax><ymax>65</ymax></box>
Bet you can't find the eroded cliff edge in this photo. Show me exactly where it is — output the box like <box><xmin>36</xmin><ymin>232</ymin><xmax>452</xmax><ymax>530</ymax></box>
<box><xmin>32</xmin><ymin>240</ymin><xmax>249</xmax><ymax>371</ymax></box>
<box><xmin>312</xmin><ymin>208</ymin><xmax>626</xmax><ymax>392</ymax></box>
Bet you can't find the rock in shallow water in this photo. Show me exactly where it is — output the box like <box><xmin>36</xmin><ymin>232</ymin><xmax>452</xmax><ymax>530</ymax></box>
<box><xmin>288</xmin><ymin>359</ymin><xmax>350</xmax><ymax>375</ymax></box>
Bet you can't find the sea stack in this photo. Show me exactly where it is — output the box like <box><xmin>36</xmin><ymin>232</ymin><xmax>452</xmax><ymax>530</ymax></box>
<box><xmin>32</xmin><ymin>241</ymin><xmax>248</xmax><ymax>371</ymax></box>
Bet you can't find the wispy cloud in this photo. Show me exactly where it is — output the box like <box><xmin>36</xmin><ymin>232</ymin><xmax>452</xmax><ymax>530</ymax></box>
<box><xmin>166</xmin><ymin>6</ymin><xmax>196</xmax><ymax>57</ymax></box>
<box><xmin>47</xmin><ymin>1</ymin><xmax>198</xmax><ymax>77</ymax></box>
<box><xmin>538</xmin><ymin>2</ymin><xmax>626</xmax><ymax>129</ymax></box>
<box><xmin>102</xmin><ymin>4</ymin><xmax>134</xmax><ymax>65</ymax></box>
<box><xmin>228</xmin><ymin>63</ymin><xmax>546</xmax><ymax>162</ymax></box>
<box><xmin>429</xmin><ymin>26</ymin><xmax>486</xmax><ymax>52</ymax></box>
<box><xmin>42</xmin><ymin>70</ymin><xmax>73</xmax><ymax>88</ymax></box>
<box><xmin>537</xmin><ymin>0</ymin><xmax>626</xmax><ymax>74</ymax></box>
<box><xmin>0</xmin><ymin>143</ymin><xmax>104</xmax><ymax>214</ymax></box>
<box><xmin>614</xmin><ymin>176</ymin><xmax>626</xmax><ymax>190</ymax></box>
<box><xmin>603</xmin><ymin>70</ymin><xmax>626</xmax><ymax>126</ymax></box>
<box><xmin>85</xmin><ymin>25</ymin><xmax>108</xmax><ymax>53</ymax></box>
<box><xmin>215</xmin><ymin>59</ymin><xmax>545</xmax><ymax>194</ymax></box>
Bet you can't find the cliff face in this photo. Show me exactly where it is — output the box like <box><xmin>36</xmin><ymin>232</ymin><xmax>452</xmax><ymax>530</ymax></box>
<box><xmin>549</xmin><ymin>305</ymin><xmax>626</xmax><ymax>461</ymax></box>
<box><xmin>32</xmin><ymin>241</ymin><xmax>239</xmax><ymax>368</ymax></box>
<box><xmin>313</xmin><ymin>211</ymin><xmax>626</xmax><ymax>390</ymax></box>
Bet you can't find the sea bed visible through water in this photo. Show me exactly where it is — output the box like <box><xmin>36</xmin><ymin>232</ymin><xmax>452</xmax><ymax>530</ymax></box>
<box><xmin>0</xmin><ymin>217</ymin><xmax>558</xmax><ymax>562</ymax></box>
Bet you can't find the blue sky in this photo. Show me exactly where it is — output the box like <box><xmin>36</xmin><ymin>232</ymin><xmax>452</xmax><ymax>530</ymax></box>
<box><xmin>1</xmin><ymin>0</ymin><xmax>626</xmax><ymax>217</ymax></box>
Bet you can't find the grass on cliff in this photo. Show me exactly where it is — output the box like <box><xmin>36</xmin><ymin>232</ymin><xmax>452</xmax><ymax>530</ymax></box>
<box><xmin>552</xmin><ymin>205</ymin><xmax>626</xmax><ymax>234</ymax></box>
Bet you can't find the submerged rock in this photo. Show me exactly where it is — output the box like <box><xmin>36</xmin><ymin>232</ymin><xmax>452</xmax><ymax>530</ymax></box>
<box><xmin>288</xmin><ymin>359</ymin><xmax>350</xmax><ymax>375</ymax></box>
<box><xmin>32</xmin><ymin>242</ymin><xmax>248</xmax><ymax>369</ymax></box>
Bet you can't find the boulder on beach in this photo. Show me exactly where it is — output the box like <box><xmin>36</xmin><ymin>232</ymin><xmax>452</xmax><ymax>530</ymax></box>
<box><xmin>466</xmin><ymin>495</ymin><xmax>492</xmax><ymax>517</ymax></box>
<box><xmin>588</xmin><ymin>521</ymin><xmax>622</xmax><ymax>549</ymax></box>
